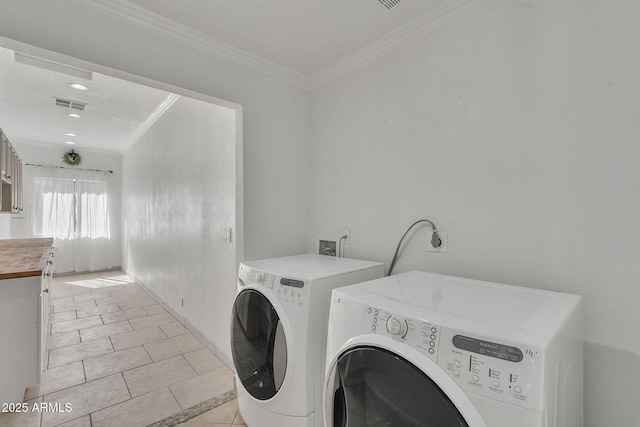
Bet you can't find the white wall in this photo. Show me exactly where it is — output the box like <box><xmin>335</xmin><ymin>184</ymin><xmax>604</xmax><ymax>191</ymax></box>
<box><xmin>0</xmin><ymin>0</ymin><xmax>310</xmax><ymax>366</ymax></box>
<box><xmin>0</xmin><ymin>0</ymin><xmax>310</xmax><ymax>263</ymax></box>
<box><xmin>7</xmin><ymin>142</ymin><xmax>121</xmax><ymax>268</ymax></box>
<box><xmin>121</xmin><ymin>96</ymin><xmax>238</xmax><ymax>361</ymax></box>
<box><xmin>309</xmin><ymin>0</ymin><xmax>640</xmax><ymax>426</ymax></box>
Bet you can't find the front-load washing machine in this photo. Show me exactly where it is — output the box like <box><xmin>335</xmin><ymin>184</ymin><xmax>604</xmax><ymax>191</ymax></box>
<box><xmin>230</xmin><ymin>254</ymin><xmax>384</xmax><ymax>427</ymax></box>
<box><xmin>324</xmin><ymin>271</ymin><xmax>583</xmax><ymax>427</ymax></box>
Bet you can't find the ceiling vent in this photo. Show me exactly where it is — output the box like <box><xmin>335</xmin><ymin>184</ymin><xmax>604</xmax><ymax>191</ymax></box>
<box><xmin>53</xmin><ymin>97</ymin><xmax>88</xmax><ymax>112</ymax></box>
<box><xmin>366</xmin><ymin>0</ymin><xmax>405</xmax><ymax>12</ymax></box>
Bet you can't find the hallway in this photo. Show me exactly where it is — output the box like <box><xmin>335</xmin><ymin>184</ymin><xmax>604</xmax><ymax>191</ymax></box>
<box><xmin>0</xmin><ymin>270</ymin><xmax>244</xmax><ymax>427</ymax></box>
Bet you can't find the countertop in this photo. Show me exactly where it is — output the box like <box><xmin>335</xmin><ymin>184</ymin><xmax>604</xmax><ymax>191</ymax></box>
<box><xmin>0</xmin><ymin>238</ymin><xmax>54</xmax><ymax>280</ymax></box>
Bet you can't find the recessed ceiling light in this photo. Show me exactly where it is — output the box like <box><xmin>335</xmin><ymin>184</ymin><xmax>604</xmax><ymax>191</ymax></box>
<box><xmin>69</xmin><ymin>83</ymin><xmax>89</xmax><ymax>91</ymax></box>
<box><xmin>65</xmin><ymin>133</ymin><xmax>77</xmax><ymax>137</ymax></box>
<box><xmin>65</xmin><ymin>141</ymin><xmax>76</xmax><ymax>145</ymax></box>
<box><xmin>68</xmin><ymin>113</ymin><xmax>81</xmax><ymax>118</ymax></box>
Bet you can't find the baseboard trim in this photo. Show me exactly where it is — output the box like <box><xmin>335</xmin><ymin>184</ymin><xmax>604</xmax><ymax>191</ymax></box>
<box><xmin>121</xmin><ymin>267</ymin><xmax>234</xmax><ymax>371</ymax></box>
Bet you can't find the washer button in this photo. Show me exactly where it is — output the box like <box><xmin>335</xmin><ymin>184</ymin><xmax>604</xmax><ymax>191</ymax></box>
<box><xmin>431</xmin><ymin>327</ymin><xmax>437</xmax><ymax>333</ymax></box>
<box><xmin>428</xmin><ymin>348</ymin><xmax>435</xmax><ymax>354</ymax></box>
<box><xmin>367</xmin><ymin>307</ymin><xmax>372</xmax><ymax>314</ymax></box>
<box><xmin>453</xmin><ymin>370</ymin><xmax>460</xmax><ymax>377</ymax></box>
<box><xmin>430</xmin><ymin>334</ymin><xmax>436</xmax><ymax>340</ymax></box>
<box><xmin>492</xmin><ymin>380</ymin><xmax>500</xmax><ymax>388</ymax></box>
<box><xmin>429</xmin><ymin>341</ymin><xmax>435</xmax><ymax>347</ymax></box>
<box><xmin>514</xmin><ymin>386</ymin><xmax>522</xmax><ymax>393</ymax></box>
<box><xmin>454</xmin><ymin>361</ymin><xmax>461</xmax><ymax>368</ymax></box>
<box><xmin>472</xmin><ymin>375</ymin><xmax>479</xmax><ymax>382</ymax></box>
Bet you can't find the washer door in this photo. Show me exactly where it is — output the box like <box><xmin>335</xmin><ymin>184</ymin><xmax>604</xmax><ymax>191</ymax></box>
<box><xmin>325</xmin><ymin>336</ymin><xmax>487</xmax><ymax>427</ymax></box>
<box><xmin>231</xmin><ymin>289</ymin><xmax>288</xmax><ymax>401</ymax></box>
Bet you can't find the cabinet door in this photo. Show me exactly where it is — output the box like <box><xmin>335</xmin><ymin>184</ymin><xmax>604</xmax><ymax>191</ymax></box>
<box><xmin>39</xmin><ymin>256</ymin><xmax>52</xmax><ymax>379</ymax></box>
<box><xmin>0</xmin><ymin>136</ymin><xmax>6</xmax><ymax>177</ymax></box>
<box><xmin>11</xmin><ymin>153</ymin><xmax>16</xmax><ymax>211</ymax></box>
<box><xmin>17</xmin><ymin>158</ymin><xmax>23</xmax><ymax>211</ymax></box>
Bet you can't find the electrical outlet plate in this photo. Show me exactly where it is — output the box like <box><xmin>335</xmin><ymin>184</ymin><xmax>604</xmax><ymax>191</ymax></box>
<box><xmin>428</xmin><ymin>232</ymin><xmax>448</xmax><ymax>253</ymax></box>
<box><xmin>342</xmin><ymin>228</ymin><xmax>351</xmax><ymax>243</ymax></box>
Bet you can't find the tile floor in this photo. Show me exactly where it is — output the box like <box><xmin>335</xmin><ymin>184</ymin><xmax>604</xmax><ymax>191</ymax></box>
<box><xmin>0</xmin><ymin>271</ymin><xmax>245</xmax><ymax>427</ymax></box>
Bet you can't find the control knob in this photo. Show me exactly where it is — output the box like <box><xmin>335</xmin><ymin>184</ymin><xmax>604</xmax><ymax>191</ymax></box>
<box><xmin>256</xmin><ymin>273</ymin><xmax>264</xmax><ymax>283</ymax></box>
<box><xmin>386</xmin><ymin>316</ymin><xmax>407</xmax><ymax>336</ymax></box>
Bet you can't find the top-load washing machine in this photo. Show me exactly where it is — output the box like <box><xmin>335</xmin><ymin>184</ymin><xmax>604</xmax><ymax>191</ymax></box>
<box><xmin>324</xmin><ymin>271</ymin><xmax>583</xmax><ymax>427</ymax></box>
<box><xmin>230</xmin><ymin>254</ymin><xmax>384</xmax><ymax>427</ymax></box>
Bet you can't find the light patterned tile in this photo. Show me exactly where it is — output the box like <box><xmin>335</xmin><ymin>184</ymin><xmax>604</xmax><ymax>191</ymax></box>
<box><xmin>24</xmin><ymin>361</ymin><xmax>85</xmax><ymax>399</ymax></box>
<box><xmin>84</xmin><ymin>346</ymin><xmax>152</xmax><ymax>381</ymax></box>
<box><xmin>51</xmin><ymin>316</ymin><xmax>103</xmax><ymax>335</ymax></box>
<box><xmin>48</xmin><ymin>337</ymin><xmax>113</xmax><ymax>368</ymax></box>
<box><xmin>129</xmin><ymin>312</ymin><xmax>177</xmax><ymax>330</ymax></box>
<box><xmin>107</xmin><ymin>284</ymin><xmax>143</xmax><ymax>295</ymax></box>
<box><xmin>73</xmin><ymin>289</ymin><xmax>110</xmax><ymax>302</ymax></box>
<box><xmin>46</xmin><ymin>330</ymin><xmax>80</xmax><ymax>350</ymax></box>
<box><xmin>41</xmin><ymin>374</ymin><xmax>130</xmax><ymax>427</ymax></box>
<box><xmin>233</xmin><ymin>411</ymin><xmax>247</xmax><ymax>426</ymax></box>
<box><xmin>101</xmin><ymin>308</ymin><xmax>147</xmax><ymax>324</ymax></box>
<box><xmin>51</xmin><ymin>296</ymin><xmax>75</xmax><ymax>305</ymax></box>
<box><xmin>144</xmin><ymin>333</ymin><xmax>204</xmax><ymax>361</ymax></box>
<box><xmin>90</xmin><ymin>387</ymin><xmax>181</xmax><ymax>427</ymax></box>
<box><xmin>76</xmin><ymin>304</ymin><xmax>121</xmax><ymax>319</ymax></box>
<box><xmin>49</xmin><ymin>311</ymin><xmax>78</xmax><ymax>323</ymax></box>
<box><xmin>53</xmin><ymin>299</ymin><xmax>97</xmax><ymax>313</ymax></box>
<box><xmin>176</xmin><ymin>423</ymin><xmax>227</xmax><ymax>427</ymax></box>
<box><xmin>110</xmin><ymin>326</ymin><xmax>168</xmax><ymax>351</ymax></box>
<box><xmin>131</xmin><ymin>291</ymin><xmax>151</xmax><ymax>300</ymax></box>
<box><xmin>169</xmin><ymin>365</ymin><xmax>235</xmax><ymax>410</ymax></box>
<box><xmin>143</xmin><ymin>304</ymin><xmax>167</xmax><ymax>316</ymax></box>
<box><xmin>94</xmin><ymin>293</ymin><xmax>135</xmax><ymax>306</ymax></box>
<box><xmin>56</xmin><ymin>415</ymin><xmax>91</xmax><ymax>427</ymax></box>
<box><xmin>79</xmin><ymin>321</ymin><xmax>133</xmax><ymax>342</ymax></box>
<box><xmin>159</xmin><ymin>321</ymin><xmax>189</xmax><ymax>337</ymax></box>
<box><xmin>0</xmin><ymin>396</ymin><xmax>42</xmax><ymax>427</ymax></box>
<box><xmin>123</xmin><ymin>355</ymin><xmax>197</xmax><ymax>397</ymax></box>
<box><xmin>118</xmin><ymin>297</ymin><xmax>157</xmax><ymax>311</ymax></box>
<box><xmin>183</xmin><ymin>348</ymin><xmax>224</xmax><ymax>374</ymax></box>
<box><xmin>187</xmin><ymin>398</ymin><xmax>239</xmax><ymax>424</ymax></box>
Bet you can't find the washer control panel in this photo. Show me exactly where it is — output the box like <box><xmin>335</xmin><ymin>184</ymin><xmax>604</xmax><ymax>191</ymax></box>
<box><xmin>437</xmin><ymin>326</ymin><xmax>544</xmax><ymax>411</ymax></box>
<box><xmin>238</xmin><ymin>265</ymin><xmax>309</xmax><ymax>308</ymax></box>
<box><xmin>365</xmin><ymin>305</ymin><xmax>441</xmax><ymax>363</ymax></box>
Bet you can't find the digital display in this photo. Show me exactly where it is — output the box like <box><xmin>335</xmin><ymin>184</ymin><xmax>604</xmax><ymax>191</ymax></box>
<box><xmin>280</xmin><ymin>278</ymin><xmax>304</xmax><ymax>288</ymax></box>
<box><xmin>453</xmin><ymin>335</ymin><xmax>523</xmax><ymax>362</ymax></box>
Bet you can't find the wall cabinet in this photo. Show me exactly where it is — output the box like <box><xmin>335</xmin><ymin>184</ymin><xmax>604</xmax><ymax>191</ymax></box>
<box><xmin>1</xmin><ymin>127</ymin><xmax>23</xmax><ymax>213</ymax></box>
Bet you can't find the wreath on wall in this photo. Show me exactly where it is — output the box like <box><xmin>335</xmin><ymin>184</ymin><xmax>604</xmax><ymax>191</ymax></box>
<box><xmin>62</xmin><ymin>149</ymin><xmax>82</xmax><ymax>166</ymax></box>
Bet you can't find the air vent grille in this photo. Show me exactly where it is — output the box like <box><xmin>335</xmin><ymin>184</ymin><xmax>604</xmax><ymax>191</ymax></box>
<box><xmin>378</xmin><ymin>0</ymin><xmax>403</xmax><ymax>9</ymax></box>
<box><xmin>53</xmin><ymin>97</ymin><xmax>87</xmax><ymax>112</ymax></box>
<box><xmin>366</xmin><ymin>0</ymin><xmax>405</xmax><ymax>12</ymax></box>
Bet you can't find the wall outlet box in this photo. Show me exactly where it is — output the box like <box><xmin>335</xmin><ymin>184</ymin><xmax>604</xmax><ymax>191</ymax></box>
<box><xmin>319</xmin><ymin>239</ymin><xmax>337</xmax><ymax>256</ymax></box>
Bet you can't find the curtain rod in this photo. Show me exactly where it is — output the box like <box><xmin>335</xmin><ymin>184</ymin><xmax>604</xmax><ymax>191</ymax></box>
<box><xmin>25</xmin><ymin>164</ymin><xmax>113</xmax><ymax>174</ymax></box>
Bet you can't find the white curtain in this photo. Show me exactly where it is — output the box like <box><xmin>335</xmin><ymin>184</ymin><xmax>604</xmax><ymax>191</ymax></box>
<box><xmin>31</xmin><ymin>166</ymin><xmax>114</xmax><ymax>274</ymax></box>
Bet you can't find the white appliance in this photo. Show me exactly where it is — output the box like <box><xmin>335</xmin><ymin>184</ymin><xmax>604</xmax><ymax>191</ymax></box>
<box><xmin>324</xmin><ymin>271</ymin><xmax>583</xmax><ymax>427</ymax></box>
<box><xmin>231</xmin><ymin>254</ymin><xmax>384</xmax><ymax>427</ymax></box>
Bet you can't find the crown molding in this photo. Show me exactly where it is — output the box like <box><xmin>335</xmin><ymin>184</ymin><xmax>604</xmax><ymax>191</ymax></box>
<box><xmin>68</xmin><ymin>0</ymin><xmax>489</xmax><ymax>93</ymax></box>
<box><xmin>306</xmin><ymin>0</ymin><xmax>491</xmax><ymax>91</ymax></box>
<box><xmin>122</xmin><ymin>93</ymin><xmax>180</xmax><ymax>154</ymax></box>
<box><xmin>67</xmin><ymin>0</ymin><xmax>308</xmax><ymax>90</ymax></box>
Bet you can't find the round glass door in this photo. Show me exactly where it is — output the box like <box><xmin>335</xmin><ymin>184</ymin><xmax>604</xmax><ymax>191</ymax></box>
<box><xmin>231</xmin><ymin>289</ymin><xmax>287</xmax><ymax>400</ymax></box>
<box><xmin>330</xmin><ymin>346</ymin><xmax>468</xmax><ymax>427</ymax></box>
